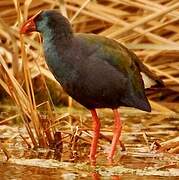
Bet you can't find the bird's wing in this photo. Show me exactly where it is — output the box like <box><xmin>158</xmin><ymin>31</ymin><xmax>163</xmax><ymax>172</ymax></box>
<box><xmin>74</xmin><ymin>33</ymin><xmax>154</xmax><ymax>111</ymax></box>
<box><xmin>74</xmin><ymin>33</ymin><xmax>145</xmax><ymax>103</ymax></box>
<box><xmin>75</xmin><ymin>33</ymin><xmax>163</xmax><ymax>89</ymax></box>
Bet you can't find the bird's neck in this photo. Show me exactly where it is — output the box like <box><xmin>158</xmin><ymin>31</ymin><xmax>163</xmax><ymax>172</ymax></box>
<box><xmin>43</xmin><ymin>28</ymin><xmax>73</xmax><ymax>66</ymax></box>
<box><xmin>42</xmin><ymin>26</ymin><xmax>74</xmax><ymax>83</ymax></box>
<box><xmin>43</xmin><ymin>25</ymin><xmax>73</xmax><ymax>49</ymax></box>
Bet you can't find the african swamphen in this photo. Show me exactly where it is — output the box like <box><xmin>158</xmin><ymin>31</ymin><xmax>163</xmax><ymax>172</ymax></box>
<box><xmin>20</xmin><ymin>10</ymin><xmax>163</xmax><ymax>165</ymax></box>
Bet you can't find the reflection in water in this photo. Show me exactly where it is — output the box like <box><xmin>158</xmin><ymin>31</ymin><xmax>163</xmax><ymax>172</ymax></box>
<box><xmin>112</xmin><ymin>176</ymin><xmax>121</xmax><ymax>180</ymax></box>
<box><xmin>91</xmin><ymin>172</ymin><xmax>100</xmax><ymax>180</ymax></box>
<box><xmin>91</xmin><ymin>172</ymin><xmax>121</xmax><ymax>180</ymax></box>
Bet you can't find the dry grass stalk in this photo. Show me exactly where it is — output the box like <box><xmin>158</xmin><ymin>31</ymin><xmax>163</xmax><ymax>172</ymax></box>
<box><xmin>0</xmin><ymin>141</ymin><xmax>11</xmax><ymax>160</ymax></box>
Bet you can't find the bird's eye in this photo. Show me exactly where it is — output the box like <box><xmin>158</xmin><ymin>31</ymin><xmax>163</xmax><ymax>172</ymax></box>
<box><xmin>35</xmin><ymin>14</ymin><xmax>43</xmax><ymax>22</ymax></box>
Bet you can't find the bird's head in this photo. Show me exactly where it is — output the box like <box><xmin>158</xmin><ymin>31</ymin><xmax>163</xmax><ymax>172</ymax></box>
<box><xmin>20</xmin><ymin>10</ymin><xmax>72</xmax><ymax>35</ymax></box>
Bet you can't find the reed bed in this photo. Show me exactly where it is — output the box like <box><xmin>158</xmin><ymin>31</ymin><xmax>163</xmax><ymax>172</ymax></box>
<box><xmin>0</xmin><ymin>0</ymin><xmax>179</xmax><ymax>150</ymax></box>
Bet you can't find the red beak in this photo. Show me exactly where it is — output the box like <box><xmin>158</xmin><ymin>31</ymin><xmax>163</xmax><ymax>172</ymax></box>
<box><xmin>20</xmin><ymin>18</ymin><xmax>36</xmax><ymax>34</ymax></box>
<box><xmin>20</xmin><ymin>11</ymin><xmax>41</xmax><ymax>34</ymax></box>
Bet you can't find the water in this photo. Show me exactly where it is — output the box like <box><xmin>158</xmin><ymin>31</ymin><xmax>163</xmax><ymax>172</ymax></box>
<box><xmin>0</xmin><ymin>163</ymin><xmax>174</xmax><ymax>179</ymax></box>
<box><xmin>0</xmin><ymin>108</ymin><xmax>178</xmax><ymax>179</ymax></box>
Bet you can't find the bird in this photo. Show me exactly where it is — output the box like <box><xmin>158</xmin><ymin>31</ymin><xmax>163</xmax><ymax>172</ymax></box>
<box><xmin>20</xmin><ymin>10</ymin><xmax>163</xmax><ymax>165</ymax></box>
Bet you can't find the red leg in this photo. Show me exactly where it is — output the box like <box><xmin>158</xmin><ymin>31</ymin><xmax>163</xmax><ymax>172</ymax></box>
<box><xmin>89</xmin><ymin>109</ymin><xmax>101</xmax><ymax>165</ymax></box>
<box><xmin>108</xmin><ymin>109</ymin><xmax>122</xmax><ymax>161</ymax></box>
